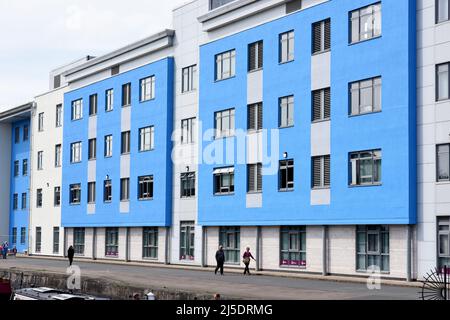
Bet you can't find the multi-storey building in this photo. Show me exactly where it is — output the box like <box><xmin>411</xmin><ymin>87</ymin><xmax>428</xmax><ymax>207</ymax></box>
<box><xmin>0</xmin><ymin>103</ymin><xmax>32</xmax><ymax>253</ymax></box>
<box><xmin>29</xmin><ymin>57</ymin><xmax>93</xmax><ymax>256</ymax></box>
<box><xmin>1</xmin><ymin>0</ymin><xmax>449</xmax><ymax>281</ymax></box>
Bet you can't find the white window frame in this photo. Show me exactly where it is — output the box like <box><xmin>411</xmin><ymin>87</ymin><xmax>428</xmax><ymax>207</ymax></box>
<box><xmin>139</xmin><ymin>126</ymin><xmax>154</xmax><ymax>152</ymax></box>
<box><xmin>104</xmin><ymin>135</ymin><xmax>113</xmax><ymax>157</ymax></box>
<box><xmin>182</xmin><ymin>65</ymin><xmax>197</xmax><ymax>93</ymax></box>
<box><xmin>215</xmin><ymin>50</ymin><xmax>236</xmax><ymax>81</ymax></box>
<box><xmin>181</xmin><ymin>118</ymin><xmax>196</xmax><ymax>144</ymax></box>
<box><xmin>71</xmin><ymin>99</ymin><xmax>83</xmax><ymax>121</ymax></box>
<box><xmin>279</xmin><ymin>31</ymin><xmax>295</xmax><ymax>63</ymax></box>
<box><xmin>350</xmin><ymin>2</ymin><xmax>382</xmax><ymax>44</ymax></box>
<box><xmin>105</xmin><ymin>89</ymin><xmax>114</xmax><ymax>111</ymax></box>
<box><xmin>140</xmin><ymin>76</ymin><xmax>155</xmax><ymax>102</ymax></box>
<box><xmin>215</xmin><ymin>108</ymin><xmax>235</xmax><ymax>138</ymax></box>
<box><xmin>70</xmin><ymin>142</ymin><xmax>82</xmax><ymax>163</ymax></box>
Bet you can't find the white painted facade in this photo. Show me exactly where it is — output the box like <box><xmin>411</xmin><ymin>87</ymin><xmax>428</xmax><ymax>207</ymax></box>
<box><xmin>416</xmin><ymin>0</ymin><xmax>450</xmax><ymax>279</ymax></box>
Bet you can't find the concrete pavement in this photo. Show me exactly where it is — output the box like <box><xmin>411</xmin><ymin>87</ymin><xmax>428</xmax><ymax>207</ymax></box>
<box><xmin>0</xmin><ymin>256</ymin><xmax>422</xmax><ymax>300</ymax></box>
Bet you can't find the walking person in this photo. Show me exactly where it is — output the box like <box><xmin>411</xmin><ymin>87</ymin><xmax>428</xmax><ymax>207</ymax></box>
<box><xmin>215</xmin><ymin>245</ymin><xmax>225</xmax><ymax>275</ymax></box>
<box><xmin>242</xmin><ymin>247</ymin><xmax>256</xmax><ymax>275</ymax></box>
<box><xmin>2</xmin><ymin>242</ymin><xmax>8</xmax><ymax>259</ymax></box>
<box><xmin>67</xmin><ymin>245</ymin><xmax>75</xmax><ymax>266</ymax></box>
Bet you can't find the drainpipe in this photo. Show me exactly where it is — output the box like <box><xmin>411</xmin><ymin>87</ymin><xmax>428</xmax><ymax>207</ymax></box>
<box><xmin>92</xmin><ymin>227</ymin><xmax>97</xmax><ymax>260</ymax></box>
<box><xmin>406</xmin><ymin>225</ymin><xmax>412</xmax><ymax>282</ymax></box>
<box><xmin>27</xmin><ymin>102</ymin><xmax>36</xmax><ymax>256</ymax></box>
<box><xmin>322</xmin><ymin>225</ymin><xmax>328</xmax><ymax>276</ymax></box>
<box><xmin>256</xmin><ymin>226</ymin><xmax>261</xmax><ymax>271</ymax></box>
<box><xmin>165</xmin><ymin>226</ymin><xmax>170</xmax><ymax>265</ymax></box>
<box><xmin>125</xmin><ymin>227</ymin><xmax>130</xmax><ymax>262</ymax></box>
<box><xmin>63</xmin><ymin>228</ymin><xmax>67</xmax><ymax>258</ymax></box>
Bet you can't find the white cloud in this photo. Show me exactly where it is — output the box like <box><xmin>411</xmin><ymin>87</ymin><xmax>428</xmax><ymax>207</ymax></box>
<box><xmin>0</xmin><ymin>0</ymin><xmax>187</xmax><ymax>110</ymax></box>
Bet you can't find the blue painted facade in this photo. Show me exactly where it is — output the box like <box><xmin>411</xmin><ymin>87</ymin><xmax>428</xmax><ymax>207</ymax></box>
<box><xmin>61</xmin><ymin>57</ymin><xmax>174</xmax><ymax>227</ymax></box>
<box><xmin>9</xmin><ymin>119</ymin><xmax>30</xmax><ymax>252</ymax></box>
<box><xmin>198</xmin><ymin>0</ymin><xmax>416</xmax><ymax>226</ymax></box>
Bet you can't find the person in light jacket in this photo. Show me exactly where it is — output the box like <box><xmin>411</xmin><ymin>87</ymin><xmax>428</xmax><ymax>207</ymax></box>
<box><xmin>242</xmin><ymin>247</ymin><xmax>256</xmax><ymax>275</ymax></box>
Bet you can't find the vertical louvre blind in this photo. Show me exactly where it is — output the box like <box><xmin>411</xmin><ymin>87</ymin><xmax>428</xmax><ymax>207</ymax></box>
<box><xmin>312</xmin><ymin>155</ymin><xmax>330</xmax><ymax>188</ymax></box>
<box><xmin>313</xmin><ymin>19</ymin><xmax>331</xmax><ymax>54</ymax></box>
<box><xmin>248</xmin><ymin>103</ymin><xmax>263</xmax><ymax>130</ymax></box>
<box><xmin>312</xmin><ymin>88</ymin><xmax>331</xmax><ymax>121</ymax></box>
<box><xmin>248</xmin><ymin>41</ymin><xmax>263</xmax><ymax>71</ymax></box>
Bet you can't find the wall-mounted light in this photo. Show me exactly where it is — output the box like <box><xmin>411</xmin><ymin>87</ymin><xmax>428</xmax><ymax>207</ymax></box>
<box><xmin>106</xmin><ymin>174</ymin><xmax>110</xmax><ymax>180</ymax></box>
<box><xmin>186</xmin><ymin>166</ymin><xmax>190</xmax><ymax>172</ymax></box>
<box><xmin>283</xmin><ymin>152</ymin><xmax>288</xmax><ymax>159</ymax></box>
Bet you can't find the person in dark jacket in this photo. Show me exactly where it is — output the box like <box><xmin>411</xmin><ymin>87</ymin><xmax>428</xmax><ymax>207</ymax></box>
<box><xmin>215</xmin><ymin>245</ymin><xmax>225</xmax><ymax>275</ymax></box>
<box><xmin>67</xmin><ymin>245</ymin><xmax>75</xmax><ymax>266</ymax></box>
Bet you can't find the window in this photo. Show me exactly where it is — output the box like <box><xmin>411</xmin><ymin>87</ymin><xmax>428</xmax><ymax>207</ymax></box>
<box><xmin>37</xmin><ymin>151</ymin><xmax>43</xmax><ymax>170</ymax></box>
<box><xmin>105</xmin><ymin>89</ymin><xmax>114</xmax><ymax>111</ymax></box>
<box><xmin>88</xmin><ymin>182</ymin><xmax>96</xmax><ymax>203</ymax></box>
<box><xmin>350</xmin><ymin>3</ymin><xmax>382</xmax><ymax>44</ymax></box>
<box><xmin>279</xmin><ymin>159</ymin><xmax>294</xmax><ymax>191</ymax></box>
<box><xmin>437</xmin><ymin>144</ymin><xmax>450</xmax><ymax>182</ymax></box>
<box><xmin>35</xmin><ymin>227</ymin><xmax>42</xmax><ymax>253</ymax></box>
<box><xmin>248</xmin><ymin>103</ymin><xmax>263</xmax><ymax>131</ymax></box>
<box><xmin>181</xmin><ymin>118</ymin><xmax>195</xmax><ymax>144</ymax></box>
<box><xmin>104</xmin><ymin>180</ymin><xmax>112</xmax><ymax>202</ymax></box>
<box><xmin>312</xmin><ymin>19</ymin><xmax>331</xmax><ymax>54</ymax></box>
<box><xmin>349</xmin><ymin>150</ymin><xmax>382</xmax><ymax>186</ymax></box>
<box><xmin>23</xmin><ymin>125</ymin><xmax>29</xmax><ymax>141</ymax></box>
<box><xmin>279</xmin><ymin>96</ymin><xmax>294</xmax><ymax>128</ymax></box>
<box><xmin>279</xmin><ymin>31</ymin><xmax>295</xmax><ymax>63</ymax></box>
<box><xmin>21</xmin><ymin>193</ymin><xmax>27</xmax><ymax>209</ymax></box>
<box><xmin>73</xmin><ymin>228</ymin><xmax>85</xmax><ymax>255</ymax></box>
<box><xmin>219</xmin><ymin>227</ymin><xmax>240</xmax><ymax>264</ymax></box>
<box><xmin>437</xmin><ymin>63</ymin><xmax>450</xmax><ymax>101</ymax></box>
<box><xmin>140</xmin><ymin>76</ymin><xmax>155</xmax><ymax>102</ymax></box>
<box><xmin>182</xmin><ymin>65</ymin><xmax>197</xmax><ymax>93</ymax></box>
<box><xmin>247</xmin><ymin>163</ymin><xmax>262</xmax><ymax>193</ymax></box>
<box><xmin>56</xmin><ymin>104</ymin><xmax>62</xmax><ymax>127</ymax></box>
<box><xmin>70</xmin><ymin>184</ymin><xmax>81</xmax><ymax>205</ymax></box>
<box><xmin>104</xmin><ymin>135</ymin><xmax>113</xmax><ymax>157</ymax></box>
<box><xmin>54</xmin><ymin>186</ymin><xmax>61</xmax><ymax>207</ymax></box>
<box><xmin>22</xmin><ymin>159</ymin><xmax>28</xmax><ymax>176</ymax></box>
<box><xmin>122</xmin><ymin>83</ymin><xmax>131</xmax><ymax>106</ymax></box>
<box><xmin>105</xmin><ymin>227</ymin><xmax>119</xmax><ymax>257</ymax></box>
<box><xmin>215</xmin><ymin>108</ymin><xmax>235</xmax><ymax>138</ymax></box>
<box><xmin>89</xmin><ymin>94</ymin><xmax>97</xmax><ymax>116</ymax></box>
<box><xmin>438</xmin><ymin>217</ymin><xmax>450</xmax><ymax>269</ymax></box>
<box><xmin>180</xmin><ymin>222</ymin><xmax>195</xmax><ymax>260</ymax></box>
<box><xmin>36</xmin><ymin>189</ymin><xmax>42</xmax><ymax>208</ymax></box>
<box><xmin>138</xmin><ymin>175</ymin><xmax>153</xmax><ymax>200</ymax></box>
<box><xmin>139</xmin><ymin>126</ymin><xmax>154</xmax><ymax>151</ymax></box>
<box><xmin>210</xmin><ymin>0</ymin><xmax>234</xmax><ymax>10</ymax></box>
<box><xmin>70</xmin><ymin>142</ymin><xmax>82</xmax><ymax>163</ymax></box>
<box><xmin>14</xmin><ymin>160</ymin><xmax>19</xmax><ymax>176</ymax></box>
<box><xmin>356</xmin><ymin>225</ymin><xmax>389</xmax><ymax>272</ymax></box>
<box><xmin>143</xmin><ymin>227</ymin><xmax>158</xmax><ymax>259</ymax></box>
<box><xmin>14</xmin><ymin>127</ymin><xmax>20</xmax><ymax>143</ymax></box>
<box><xmin>88</xmin><ymin>138</ymin><xmax>96</xmax><ymax>160</ymax></box>
<box><xmin>248</xmin><ymin>41</ymin><xmax>263</xmax><ymax>72</ymax></box>
<box><xmin>20</xmin><ymin>228</ymin><xmax>26</xmax><ymax>245</ymax></box>
<box><xmin>213</xmin><ymin>167</ymin><xmax>235</xmax><ymax>195</ymax></box>
<box><xmin>215</xmin><ymin>50</ymin><xmax>236</xmax><ymax>81</ymax></box>
<box><xmin>13</xmin><ymin>194</ymin><xmax>18</xmax><ymax>210</ymax></box>
<box><xmin>55</xmin><ymin>144</ymin><xmax>62</xmax><ymax>167</ymax></box>
<box><xmin>180</xmin><ymin>172</ymin><xmax>195</xmax><ymax>198</ymax></box>
<box><xmin>312</xmin><ymin>155</ymin><xmax>330</xmax><ymax>188</ymax></box>
<box><xmin>312</xmin><ymin>88</ymin><xmax>331</xmax><ymax>121</ymax></box>
<box><xmin>350</xmin><ymin>77</ymin><xmax>382</xmax><ymax>115</ymax></box>
<box><xmin>38</xmin><ymin>113</ymin><xmax>44</xmax><ymax>131</ymax></box>
<box><xmin>280</xmin><ymin>226</ymin><xmax>307</xmax><ymax>267</ymax></box>
<box><xmin>53</xmin><ymin>227</ymin><xmax>60</xmax><ymax>254</ymax></box>
<box><xmin>121</xmin><ymin>131</ymin><xmax>130</xmax><ymax>154</ymax></box>
<box><xmin>12</xmin><ymin>228</ymin><xmax>17</xmax><ymax>245</ymax></box>
<box><xmin>436</xmin><ymin>0</ymin><xmax>450</xmax><ymax>23</ymax></box>
<box><xmin>71</xmin><ymin>99</ymin><xmax>82</xmax><ymax>120</ymax></box>
<box><xmin>120</xmin><ymin>178</ymin><xmax>130</xmax><ymax>201</ymax></box>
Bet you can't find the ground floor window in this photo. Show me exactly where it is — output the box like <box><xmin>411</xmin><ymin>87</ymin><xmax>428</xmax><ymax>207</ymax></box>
<box><xmin>53</xmin><ymin>227</ymin><xmax>59</xmax><ymax>254</ymax></box>
<box><xmin>438</xmin><ymin>217</ymin><xmax>450</xmax><ymax>270</ymax></box>
<box><xmin>35</xmin><ymin>227</ymin><xmax>42</xmax><ymax>253</ymax></box>
<box><xmin>12</xmin><ymin>228</ymin><xmax>17</xmax><ymax>245</ymax></box>
<box><xmin>105</xmin><ymin>228</ymin><xmax>119</xmax><ymax>257</ymax></box>
<box><xmin>143</xmin><ymin>227</ymin><xmax>158</xmax><ymax>259</ymax></box>
<box><xmin>219</xmin><ymin>227</ymin><xmax>240</xmax><ymax>264</ymax></box>
<box><xmin>180</xmin><ymin>222</ymin><xmax>195</xmax><ymax>260</ymax></box>
<box><xmin>356</xmin><ymin>225</ymin><xmax>389</xmax><ymax>272</ymax></box>
<box><xmin>20</xmin><ymin>228</ymin><xmax>26</xmax><ymax>245</ymax></box>
<box><xmin>73</xmin><ymin>228</ymin><xmax>85</xmax><ymax>255</ymax></box>
<box><xmin>280</xmin><ymin>226</ymin><xmax>306</xmax><ymax>267</ymax></box>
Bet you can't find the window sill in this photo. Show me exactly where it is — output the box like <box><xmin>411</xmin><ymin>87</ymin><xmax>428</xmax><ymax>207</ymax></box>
<box><xmin>138</xmin><ymin>198</ymin><xmax>153</xmax><ymax>201</ymax></box>
<box><xmin>88</xmin><ymin>158</ymin><xmax>96</xmax><ymax>161</ymax></box>
<box><xmin>104</xmin><ymin>156</ymin><xmax>112</xmax><ymax>158</ymax></box>
<box><xmin>104</xmin><ymin>201</ymin><xmax>112</xmax><ymax>204</ymax></box>
<box><xmin>70</xmin><ymin>203</ymin><xmax>81</xmax><ymax>206</ymax></box>
<box><xmin>105</xmin><ymin>109</ymin><xmax>113</xmax><ymax>113</ymax></box>
<box><xmin>348</xmin><ymin>35</ymin><xmax>382</xmax><ymax>46</ymax></box>
<box><xmin>142</xmin><ymin>257</ymin><xmax>158</xmax><ymax>261</ymax></box>
<box><xmin>70</xmin><ymin>161</ymin><xmax>82</xmax><ymax>164</ymax></box>
<box><xmin>140</xmin><ymin>97</ymin><xmax>155</xmax><ymax>103</ymax></box>
<box><xmin>105</xmin><ymin>255</ymin><xmax>119</xmax><ymax>258</ymax></box>
<box><xmin>247</xmin><ymin>191</ymin><xmax>262</xmax><ymax>195</ymax></box>
<box><xmin>279</xmin><ymin>59</ymin><xmax>294</xmax><ymax>65</ymax></box>
<box><xmin>120</xmin><ymin>200</ymin><xmax>130</xmax><ymax>203</ymax></box>
<box><xmin>349</xmin><ymin>110</ymin><xmax>382</xmax><ymax>118</ymax></box>
<box><xmin>356</xmin><ymin>269</ymin><xmax>390</xmax><ymax>275</ymax></box>
<box><xmin>71</xmin><ymin>118</ymin><xmax>83</xmax><ymax>122</ymax></box>
<box><xmin>214</xmin><ymin>75</ymin><xmax>236</xmax><ymax>83</ymax></box>
<box><xmin>278</xmin><ymin>189</ymin><xmax>294</xmax><ymax>192</ymax></box>
<box><xmin>138</xmin><ymin>148</ymin><xmax>155</xmax><ymax>153</ymax></box>
<box><xmin>214</xmin><ymin>193</ymin><xmax>235</xmax><ymax>197</ymax></box>
<box><xmin>214</xmin><ymin>134</ymin><xmax>235</xmax><ymax>140</ymax></box>
<box><xmin>247</xmin><ymin>129</ymin><xmax>263</xmax><ymax>134</ymax></box>
<box><xmin>349</xmin><ymin>183</ymin><xmax>382</xmax><ymax>188</ymax></box>
<box><xmin>247</xmin><ymin>67</ymin><xmax>262</xmax><ymax>74</ymax></box>
<box><xmin>279</xmin><ymin>265</ymin><xmax>307</xmax><ymax>269</ymax></box>
<box><xmin>279</xmin><ymin>125</ymin><xmax>294</xmax><ymax>129</ymax></box>
<box><xmin>87</xmin><ymin>202</ymin><xmax>95</xmax><ymax>205</ymax></box>
<box><xmin>122</xmin><ymin>104</ymin><xmax>131</xmax><ymax>108</ymax></box>
<box><xmin>312</xmin><ymin>186</ymin><xmax>330</xmax><ymax>190</ymax></box>
<box><xmin>181</xmin><ymin>196</ymin><xmax>196</xmax><ymax>199</ymax></box>
<box><xmin>89</xmin><ymin>114</ymin><xmax>97</xmax><ymax>117</ymax></box>
<box><xmin>311</xmin><ymin>118</ymin><xmax>330</xmax><ymax>124</ymax></box>
<box><xmin>181</xmin><ymin>89</ymin><xmax>196</xmax><ymax>95</ymax></box>
<box><xmin>435</xmin><ymin>19</ymin><xmax>450</xmax><ymax>26</ymax></box>
<box><xmin>436</xmin><ymin>98</ymin><xmax>450</xmax><ymax>104</ymax></box>
<box><xmin>311</xmin><ymin>49</ymin><xmax>331</xmax><ymax>57</ymax></box>
<box><xmin>436</xmin><ymin>181</ymin><xmax>450</xmax><ymax>185</ymax></box>
<box><xmin>121</xmin><ymin>152</ymin><xmax>130</xmax><ymax>156</ymax></box>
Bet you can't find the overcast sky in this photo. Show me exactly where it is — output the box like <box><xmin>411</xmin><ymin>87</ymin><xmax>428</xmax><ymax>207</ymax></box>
<box><xmin>0</xmin><ymin>0</ymin><xmax>187</xmax><ymax>111</ymax></box>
